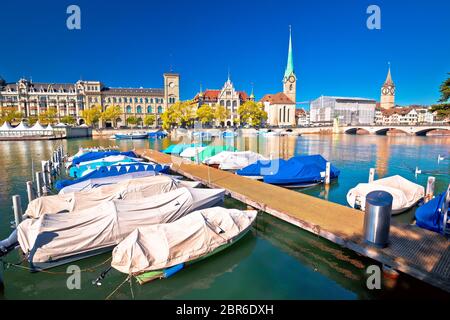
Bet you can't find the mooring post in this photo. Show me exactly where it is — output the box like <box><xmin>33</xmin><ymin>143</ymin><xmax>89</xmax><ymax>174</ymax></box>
<box><xmin>368</xmin><ymin>168</ymin><xmax>375</xmax><ymax>183</ymax></box>
<box><xmin>35</xmin><ymin>171</ymin><xmax>43</xmax><ymax>197</ymax></box>
<box><xmin>12</xmin><ymin>195</ymin><xmax>23</xmax><ymax>227</ymax></box>
<box><xmin>41</xmin><ymin>161</ymin><xmax>48</xmax><ymax>186</ymax></box>
<box><xmin>26</xmin><ymin>181</ymin><xmax>34</xmax><ymax>203</ymax></box>
<box><xmin>325</xmin><ymin>162</ymin><xmax>331</xmax><ymax>185</ymax></box>
<box><xmin>425</xmin><ymin>176</ymin><xmax>435</xmax><ymax>203</ymax></box>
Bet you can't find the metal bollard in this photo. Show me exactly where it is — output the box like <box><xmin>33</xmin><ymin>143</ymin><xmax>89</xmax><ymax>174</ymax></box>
<box><xmin>363</xmin><ymin>190</ymin><xmax>393</xmax><ymax>248</ymax></box>
<box><xmin>35</xmin><ymin>171</ymin><xmax>43</xmax><ymax>197</ymax></box>
<box><xmin>26</xmin><ymin>181</ymin><xmax>34</xmax><ymax>203</ymax></box>
<box><xmin>368</xmin><ymin>168</ymin><xmax>375</xmax><ymax>183</ymax></box>
<box><xmin>425</xmin><ymin>176</ymin><xmax>435</xmax><ymax>203</ymax></box>
<box><xmin>41</xmin><ymin>161</ymin><xmax>48</xmax><ymax>186</ymax></box>
<box><xmin>12</xmin><ymin>195</ymin><xmax>23</xmax><ymax>227</ymax></box>
<box><xmin>324</xmin><ymin>162</ymin><xmax>331</xmax><ymax>185</ymax></box>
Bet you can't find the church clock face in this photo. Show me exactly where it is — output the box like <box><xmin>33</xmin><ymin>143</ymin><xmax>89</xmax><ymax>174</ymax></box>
<box><xmin>389</xmin><ymin>86</ymin><xmax>395</xmax><ymax>95</ymax></box>
<box><xmin>288</xmin><ymin>75</ymin><xmax>295</xmax><ymax>83</ymax></box>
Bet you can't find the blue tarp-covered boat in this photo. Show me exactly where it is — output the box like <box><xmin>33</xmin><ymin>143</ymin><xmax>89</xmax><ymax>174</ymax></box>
<box><xmin>415</xmin><ymin>191</ymin><xmax>449</xmax><ymax>234</ymax></box>
<box><xmin>148</xmin><ymin>131</ymin><xmax>168</xmax><ymax>139</ymax></box>
<box><xmin>71</xmin><ymin>151</ymin><xmax>137</xmax><ymax>166</ymax></box>
<box><xmin>56</xmin><ymin>163</ymin><xmax>170</xmax><ymax>190</ymax></box>
<box><xmin>236</xmin><ymin>159</ymin><xmax>288</xmax><ymax>180</ymax></box>
<box><xmin>69</xmin><ymin>156</ymin><xmax>144</xmax><ymax>178</ymax></box>
<box><xmin>264</xmin><ymin>155</ymin><xmax>340</xmax><ymax>187</ymax></box>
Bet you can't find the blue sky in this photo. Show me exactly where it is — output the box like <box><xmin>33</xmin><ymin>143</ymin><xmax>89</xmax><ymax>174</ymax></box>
<box><xmin>1</xmin><ymin>0</ymin><xmax>449</xmax><ymax>107</ymax></box>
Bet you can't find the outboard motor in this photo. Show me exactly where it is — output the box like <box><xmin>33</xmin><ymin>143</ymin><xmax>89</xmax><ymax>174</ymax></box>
<box><xmin>0</xmin><ymin>229</ymin><xmax>19</xmax><ymax>257</ymax></box>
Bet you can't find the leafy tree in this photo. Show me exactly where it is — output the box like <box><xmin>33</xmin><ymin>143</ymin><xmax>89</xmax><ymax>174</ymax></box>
<box><xmin>0</xmin><ymin>107</ymin><xmax>24</xmax><ymax>124</ymax></box>
<box><xmin>38</xmin><ymin>107</ymin><xmax>58</xmax><ymax>125</ymax></box>
<box><xmin>438</xmin><ymin>73</ymin><xmax>450</xmax><ymax>103</ymax></box>
<box><xmin>196</xmin><ymin>104</ymin><xmax>214</xmax><ymax>125</ymax></box>
<box><xmin>27</xmin><ymin>116</ymin><xmax>39</xmax><ymax>126</ymax></box>
<box><xmin>214</xmin><ymin>104</ymin><xmax>230</xmax><ymax>127</ymax></box>
<box><xmin>101</xmin><ymin>105</ymin><xmax>122</xmax><ymax>128</ymax></box>
<box><xmin>430</xmin><ymin>73</ymin><xmax>450</xmax><ymax>120</ymax></box>
<box><xmin>161</xmin><ymin>100</ymin><xmax>196</xmax><ymax>130</ymax></box>
<box><xmin>61</xmin><ymin>115</ymin><xmax>76</xmax><ymax>125</ymax></box>
<box><xmin>237</xmin><ymin>101</ymin><xmax>267</xmax><ymax>127</ymax></box>
<box><xmin>126</xmin><ymin>116</ymin><xmax>139</xmax><ymax>127</ymax></box>
<box><xmin>81</xmin><ymin>105</ymin><xmax>102</xmax><ymax>126</ymax></box>
<box><xmin>143</xmin><ymin>114</ymin><xmax>156</xmax><ymax>127</ymax></box>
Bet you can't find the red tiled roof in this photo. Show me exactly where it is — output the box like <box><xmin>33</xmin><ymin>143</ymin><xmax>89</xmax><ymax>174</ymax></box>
<box><xmin>295</xmin><ymin>108</ymin><xmax>306</xmax><ymax>117</ymax></box>
<box><xmin>193</xmin><ymin>89</ymin><xmax>250</xmax><ymax>102</ymax></box>
<box><xmin>260</xmin><ymin>92</ymin><xmax>294</xmax><ymax>105</ymax></box>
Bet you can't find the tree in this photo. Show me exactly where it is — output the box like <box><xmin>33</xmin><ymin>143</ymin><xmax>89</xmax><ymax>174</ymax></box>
<box><xmin>196</xmin><ymin>104</ymin><xmax>214</xmax><ymax>125</ymax></box>
<box><xmin>214</xmin><ymin>104</ymin><xmax>230</xmax><ymax>127</ymax></box>
<box><xmin>0</xmin><ymin>107</ymin><xmax>24</xmax><ymax>124</ymax></box>
<box><xmin>126</xmin><ymin>116</ymin><xmax>139</xmax><ymax>127</ymax></box>
<box><xmin>143</xmin><ymin>114</ymin><xmax>156</xmax><ymax>127</ymax></box>
<box><xmin>38</xmin><ymin>107</ymin><xmax>58</xmax><ymax>125</ymax></box>
<box><xmin>61</xmin><ymin>115</ymin><xmax>76</xmax><ymax>125</ymax></box>
<box><xmin>27</xmin><ymin>116</ymin><xmax>39</xmax><ymax>126</ymax></box>
<box><xmin>237</xmin><ymin>101</ymin><xmax>268</xmax><ymax>127</ymax></box>
<box><xmin>81</xmin><ymin>105</ymin><xmax>102</xmax><ymax>127</ymax></box>
<box><xmin>101</xmin><ymin>105</ymin><xmax>122</xmax><ymax>128</ymax></box>
<box><xmin>430</xmin><ymin>73</ymin><xmax>450</xmax><ymax>120</ymax></box>
<box><xmin>438</xmin><ymin>73</ymin><xmax>450</xmax><ymax>103</ymax></box>
<box><xmin>161</xmin><ymin>100</ymin><xmax>196</xmax><ymax>130</ymax></box>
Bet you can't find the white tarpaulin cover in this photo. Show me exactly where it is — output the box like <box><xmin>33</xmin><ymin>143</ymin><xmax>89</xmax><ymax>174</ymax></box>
<box><xmin>18</xmin><ymin>187</ymin><xmax>225</xmax><ymax>265</ymax></box>
<box><xmin>13</xmin><ymin>121</ymin><xmax>29</xmax><ymax>130</ymax></box>
<box><xmin>112</xmin><ymin>207</ymin><xmax>257</xmax><ymax>274</ymax></box>
<box><xmin>180</xmin><ymin>147</ymin><xmax>206</xmax><ymax>159</ymax></box>
<box><xmin>0</xmin><ymin>122</ymin><xmax>13</xmax><ymax>131</ymax></box>
<box><xmin>25</xmin><ymin>175</ymin><xmax>201</xmax><ymax>218</ymax></box>
<box><xmin>346</xmin><ymin>175</ymin><xmax>425</xmax><ymax>214</ymax></box>
<box><xmin>30</xmin><ymin>122</ymin><xmax>46</xmax><ymax>131</ymax></box>
<box><xmin>203</xmin><ymin>151</ymin><xmax>267</xmax><ymax>170</ymax></box>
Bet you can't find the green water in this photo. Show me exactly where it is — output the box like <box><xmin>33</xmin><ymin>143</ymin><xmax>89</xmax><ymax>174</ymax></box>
<box><xmin>0</xmin><ymin>134</ymin><xmax>449</xmax><ymax>299</ymax></box>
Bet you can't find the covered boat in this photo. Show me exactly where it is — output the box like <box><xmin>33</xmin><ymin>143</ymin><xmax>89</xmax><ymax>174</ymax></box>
<box><xmin>415</xmin><ymin>187</ymin><xmax>449</xmax><ymax>234</ymax></box>
<box><xmin>264</xmin><ymin>155</ymin><xmax>340</xmax><ymax>187</ymax></box>
<box><xmin>0</xmin><ymin>121</ymin><xmax>13</xmax><ymax>131</ymax></box>
<box><xmin>111</xmin><ymin>207</ymin><xmax>257</xmax><ymax>281</ymax></box>
<box><xmin>55</xmin><ymin>163</ymin><xmax>170</xmax><ymax>190</ymax></box>
<box><xmin>222</xmin><ymin>131</ymin><xmax>237</xmax><ymax>138</ymax></box>
<box><xmin>26</xmin><ymin>175</ymin><xmax>200</xmax><ymax>218</ymax></box>
<box><xmin>114</xmin><ymin>132</ymin><xmax>148</xmax><ymax>140</ymax></box>
<box><xmin>148</xmin><ymin>131</ymin><xmax>167</xmax><ymax>139</ymax></box>
<box><xmin>236</xmin><ymin>159</ymin><xmax>286</xmax><ymax>180</ymax></box>
<box><xmin>71</xmin><ymin>150</ymin><xmax>137</xmax><ymax>166</ymax></box>
<box><xmin>196</xmin><ymin>145</ymin><xmax>237</xmax><ymax>163</ymax></box>
<box><xmin>203</xmin><ymin>151</ymin><xmax>267</xmax><ymax>171</ymax></box>
<box><xmin>179</xmin><ymin>146</ymin><xmax>207</xmax><ymax>159</ymax></box>
<box><xmin>162</xmin><ymin>143</ymin><xmax>205</xmax><ymax>155</ymax></box>
<box><xmin>17</xmin><ymin>187</ymin><xmax>226</xmax><ymax>269</ymax></box>
<box><xmin>69</xmin><ymin>155</ymin><xmax>144</xmax><ymax>178</ymax></box>
<box><xmin>346</xmin><ymin>175</ymin><xmax>425</xmax><ymax>215</ymax></box>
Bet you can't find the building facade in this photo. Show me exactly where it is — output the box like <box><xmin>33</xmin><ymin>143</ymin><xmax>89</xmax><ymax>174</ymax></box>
<box><xmin>310</xmin><ymin>96</ymin><xmax>376</xmax><ymax>125</ymax></box>
<box><xmin>0</xmin><ymin>73</ymin><xmax>180</xmax><ymax>127</ymax></box>
<box><xmin>262</xmin><ymin>28</ymin><xmax>297</xmax><ymax>127</ymax></box>
<box><xmin>375</xmin><ymin>106</ymin><xmax>435</xmax><ymax>125</ymax></box>
<box><xmin>193</xmin><ymin>77</ymin><xmax>252</xmax><ymax>127</ymax></box>
<box><xmin>380</xmin><ymin>66</ymin><xmax>395</xmax><ymax>109</ymax></box>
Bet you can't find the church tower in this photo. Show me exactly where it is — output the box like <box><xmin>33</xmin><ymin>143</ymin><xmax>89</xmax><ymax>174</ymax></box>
<box><xmin>380</xmin><ymin>64</ymin><xmax>395</xmax><ymax>109</ymax></box>
<box><xmin>283</xmin><ymin>26</ymin><xmax>296</xmax><ymax>103</ymax></box>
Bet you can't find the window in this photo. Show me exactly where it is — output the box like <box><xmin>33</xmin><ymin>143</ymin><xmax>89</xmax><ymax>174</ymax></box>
<box><xmin>147</xmin><ymin>106</ymin><xmax>152</xmax><ymax>113</ymax></box>
<box><xmin>135</xmin><ymin>97</ymin><xmax>138</xmax><ymax>103</ymax></box>
<box><xmin>157</xmin><ymin>106</ymin><xmax>163</xmax><ymax>113</ymax></box>
<box><xmin>150</xmin><ymin>98</ymin><xmax>154</xmax><ymax>103</ymax></box>
<box><xmin>145</xmin><ymin>98</ymin><xmax>148</xmax><ymax>103</ymax></box>
<box><xmin>140</xmin><ymin>98</ymin><xmax>143</xmax><ymax>103</ymax></box>
<box><xmin>136</xmin><ymin>105</ymin><xmax>142</xmax><ymax>114</ymax></box>
<box><xmin>126</xmin><ymin>105</ymin><xmax>132</xmax><ymax>113</ymax></box>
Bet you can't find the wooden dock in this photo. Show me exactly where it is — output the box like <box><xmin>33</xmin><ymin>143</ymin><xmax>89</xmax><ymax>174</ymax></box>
<box><xmin>137</xmin><ymin>149</ymin><xmax>450</xmax><ymax>293</ymax></box>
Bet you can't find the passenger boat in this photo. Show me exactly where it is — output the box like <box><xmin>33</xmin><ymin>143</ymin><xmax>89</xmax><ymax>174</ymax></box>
<box><xmin>111</xmin><ymin>207</ymin><xmax>257</xmax><ymax>284</ymax></box>
<box><xmin>17</xmin><ymin>187</ymin><xmax>226</xmax><ymax>270</ymax></box>
<box><xmin>415</xmin><ymin>185</ymin><xmax>449</xmax><ymax>235</ymax></box>
<box><xmin>203</xmin><ymin>151</ymin><xmax>267</xmax><ymax>171</ymax></box>
<box><xmin>346</xmin><ymin>175</ymin><xmax>425</xmax><ymax>215</ymax></box>
<box><xmin>114</xmin><ymin>132</ymin><xmax>148</xmax><ymax>140</ymax></box>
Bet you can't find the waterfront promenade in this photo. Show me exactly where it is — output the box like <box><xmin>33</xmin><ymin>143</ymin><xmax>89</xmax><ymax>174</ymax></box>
<box><xmin>138</xmin><ymin>148</ymin><xmax>450</xmax><ymax>293</ymax></box>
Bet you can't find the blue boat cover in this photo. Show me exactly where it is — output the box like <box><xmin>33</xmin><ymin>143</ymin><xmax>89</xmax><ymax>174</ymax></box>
<box><xmin>55</xmin><ymin>163</ymin><xmax>170</xmax><ymax>190</ymax></box>
<box><xmin>236</xmin><ymin>159</ymin><xmax>288</xmax><ymax>177</ymax></box>
<box><xmin>162</xmin><ymin>144</ymin><xmax>205</xmax><ymax>155</ymax></box>
<box><xmin>72</xmin><ymin>151</ymin><xmax>137</xmax><ymax>166</ymax></box>
<box><xmin>264</xmin><ymin>155</ymin><xmax>340</xmax><ymax>185</ymax></box>
<box><xmin>148</xmin><ymin>132</ymin><xmax>167</xmax><ymax>138</ymax></box>
<box><xmin>69</xmin><ymin>158</ymin><xmax>142</xmax><ymax>178</ymax></box>
<box><xmin>415</xmin><ymin>192</ymin><xmax>447</xmax><ymax>233</ymax></box>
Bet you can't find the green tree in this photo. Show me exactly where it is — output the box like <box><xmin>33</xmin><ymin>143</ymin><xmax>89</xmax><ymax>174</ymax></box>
<box><xmin>143</xmin><ymin>114</ymin><xmax>156</xmax><ymax>127</ymax></box>
<box><xmin>196</xmin><ymin>104</ymin><xmax>214</xmax><ymax>125</ymax></box>
<box><xmin>430</xmin><ymin>73</ymin><xmax>450</xmax><ymax>120</ymax></box>
<box><xmin>81</xmin><ymin>105</ymin><xmax>102</xmax><ymax>126</ymax></box>
<box><xmin>61</xmin><ymin>115</ymin><xmax>76</xmax><ymax>125</ymax></box>
<box><xmin>126</xmin><ymin>116</ymin><xmax>139</xmax><ymax>127</ymax></box>
<box><xmin>237</xmin><ymin>101</ymin><xmax>267</xmax><ymax>127</ymax></box>
<box><xmin>161</xmin><ymin>100</ymin><xmax>196</xmax><ymax>130</ymax></box>
<box><xmin>27</xmin><ymin>116</ymin><xmax>39</xmax><ymax>126</ymax></box>
<box><xmin>38</xmin><ymin>107</ymin><xmax>58</xmax><ymax>125</ymax></box>
<box><xmin>438</xmin><ymin>72</ymin><xmax>450</xmax><ymax>103</ymax></box>
<box><xmin>101</xmin><ymin>105</ymin><xmax>122</xmax><ymax>128</ymax></box>
<box><xmin>214</xmin><ymin>104</ymin><xmax>230</xmax><ymax>127</ymax></box>
<box><xmin>0</xmin><ymin>108</ymin><xmax>24</xmax><ymax>124</ymax></box>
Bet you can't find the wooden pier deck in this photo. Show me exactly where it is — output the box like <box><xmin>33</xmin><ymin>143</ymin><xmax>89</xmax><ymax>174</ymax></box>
<box><xmin>137</xmin><ymin>149</ymin><xmax>450</xmax><ymax>293</ymax></box>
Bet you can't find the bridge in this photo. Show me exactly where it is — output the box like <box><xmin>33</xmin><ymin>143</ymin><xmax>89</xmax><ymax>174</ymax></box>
<box><xmin>341</xmin><ymin>125</ymin><xmax>450</xmax><ymax>136</ymax></box>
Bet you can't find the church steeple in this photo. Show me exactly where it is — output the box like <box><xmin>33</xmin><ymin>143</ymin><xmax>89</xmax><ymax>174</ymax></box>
<box><xmin>384</xmin><ymin>63</ymin><xmax>394</xmax><ymax>86</ymax></box>
<box><xmin>284</xmin><ymin>25</ymin><xmax>294</xmax><ymax>80</ymax></box>
<box><xmin>380</xmin><ymin>63</ymin><xmax>396</xmax><ymax>109</ymax></box>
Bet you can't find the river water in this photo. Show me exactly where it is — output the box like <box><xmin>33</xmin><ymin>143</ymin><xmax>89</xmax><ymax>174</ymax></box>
<box><xmin>0</xmin><ymin>134</ymin><xmax>449</xmax><ymax>299</ymax></box>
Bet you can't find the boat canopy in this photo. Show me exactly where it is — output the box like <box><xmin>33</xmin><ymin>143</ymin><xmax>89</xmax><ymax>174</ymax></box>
<box><xmin>162</xmin><ymin>143</ymin><xmax>205</xmax><ymax>155</ymax></box>
<box><xmin>346</xmin><ymin>175</ymin><xmax>425</xmax><ymax>213</ymax></box>
<box><xmin>18</xmin><ymin>187</ymin><xmax>226</xmax><ymax>267</ymax></box>
<box><xmin>71</xmin><ymin>150</ymin><xmax>137</xmax><ymax>166</ymax></box>
<box><xmin>69</xmin><ymin>155</ymin><xmax>144</xmax><ymax>178</ymax></box>
<box><xmin>45</xmin><ymin>124</ymin><xmax>53</xmax><ymax>131</ymax></box>
<box><xmin>26</xmin><ymin>175</ymin><xmax>200</xmax><ymax>218</ymax></box>
<box><xmin>236</xmin><ymin>159</ymin><xmax>287</xmax><ymax>177</ymax></box>
<box><xmin>196</xmin><ymin>145</ymin><xmax>237</xmax><ymax>162</ymax></box>
<box><xmin>30</xmin><ymin>122</ymin><xmax>46</xmax><ymax>131</ymax></box>
<box><xmin>264</xmin><ymin>155</ymin><xmax>340</xmax><ymax>185</ymax></box>
<box><xmin>204</xmin><ymin>151</ymin><xmax>267</xmax><ymax>170</ymax></box>
<box><xmin>179</xmin><ymin>146</ymin><xmax>207</xmax><ymax>159</ymax></box>
<box><xmin>111</xmin><ymin>207</ymin><xmax>257</xmax><ymax>274</ymax></box>
<box><xmin>13</xmin><ymin>121</ymin><xmax>29</xmax><ymax>130</ymax></box>
<box><xmin>55</xmin><ymin>163</ymin><xmax>170</xmax><ymax>190</ymax></box>
<box><xmin>415</xmin><ymin>191</ymin><xmax>448</xmax><ymax>233</ymax></box>
<box><xmin>0</xmin><ymin>122</ymin><xmax>13</xmax><ymax>131</ymax></box>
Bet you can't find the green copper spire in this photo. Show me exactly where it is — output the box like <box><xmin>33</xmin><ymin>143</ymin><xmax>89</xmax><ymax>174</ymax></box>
<box><xmin>284</xmin><ymin>26</ymin><xmax>294</xmax><ymax>79</ymax></box>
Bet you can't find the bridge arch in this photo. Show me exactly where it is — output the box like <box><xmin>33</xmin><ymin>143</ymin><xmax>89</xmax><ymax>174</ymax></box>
<box><xmin>415</xmin><ymin>128</ymin><xmax>450</xmax><ymax>136</ymax></box>
<box><xmin>374</xmin><ymin>128</ymin><xmax>408</xmax><ymax>135</ymax></box>
<box><xmin>344</xmin><ymin>128</ymin><xmax>370</xmax><ymax>135</ymax></box>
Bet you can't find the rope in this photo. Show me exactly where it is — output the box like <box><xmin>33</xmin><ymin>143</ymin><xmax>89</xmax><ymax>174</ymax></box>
<box><xmin>105</xmin><ymin>275</ymin><xmax>130</xmax><ymax>300</ymax></box>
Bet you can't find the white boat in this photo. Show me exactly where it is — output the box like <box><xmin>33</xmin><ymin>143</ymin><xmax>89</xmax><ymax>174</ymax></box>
<box><xmin>17</xmin><ymin>187</ymin><xmax>226</xmax><ymax>270</ymax></box>
<box><xmin>180</xmin><ymin>146</ymin><xmax>207</xmax><ymax>159</ymax></box>
<box><xmin>203</xmin><ymin>151</ymin><xmax>267</xmax><ymax>171</ymax></box>
<box><xmin>346</xmin><ymin>175</ymin><xmax>425</xmax><ymax>215</ymax></box>
<box><xmin>111</xmin><ymin>207</ymin><xmax>257</xmax><ymax>276</ymax></box>
<box><xmin>25</xmin><ymin>175</ymin><xmax>201</xmax><ymax>219</ymax></box>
